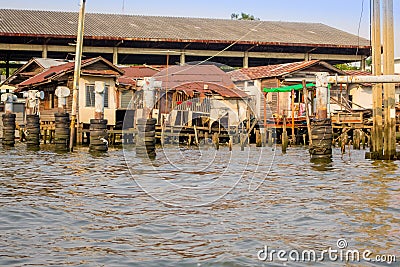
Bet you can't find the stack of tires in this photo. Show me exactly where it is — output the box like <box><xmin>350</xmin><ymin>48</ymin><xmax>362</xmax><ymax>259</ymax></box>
<box><xmin>55</xmin><ymin>113</ymin><xmax>70</xmax><ymax>151</ymax></box>
<box><xmin>2</xmin><ymin>114</ymin><xmax>16</xmax><ymax>147</ymax></box>
<box><xmin>89</xmin><ymin>119</ymin><xmax>108</xmax><ymax>152</ymax></box>
<box><xmin>26</xmin><ymin>115</ymin><xmax>40</xmax><ymax>149</ymax></box>
<box><xmin>136</xmin><ymin>118</ymin><xmax>156</xmax><ymax>158</ymax></box>
<box><xmin>309</xmin><ymin>118</ymin><xmax>333</xmax><ymax>160</ymax></box>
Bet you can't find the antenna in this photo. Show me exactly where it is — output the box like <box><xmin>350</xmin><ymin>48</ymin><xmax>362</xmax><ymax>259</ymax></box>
<box><xmin>122</xmin><ymin>0</ymin><xmax>125</xmax><ymax>14</ymax></box>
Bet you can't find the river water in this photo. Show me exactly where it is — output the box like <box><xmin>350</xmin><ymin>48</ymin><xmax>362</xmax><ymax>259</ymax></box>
<box><xmin>0</xmin><ymin>143</ymin><xmax>399</xmax><ymax>266</ymax></box>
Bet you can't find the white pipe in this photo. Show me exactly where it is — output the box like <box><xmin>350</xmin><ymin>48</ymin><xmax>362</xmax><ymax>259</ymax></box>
<box><xmin>328</xmin><ymin>75</ymin><xmax>400</xmax><ymax>84</ymax></box>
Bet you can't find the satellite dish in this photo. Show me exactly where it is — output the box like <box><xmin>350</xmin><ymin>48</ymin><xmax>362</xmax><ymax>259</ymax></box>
<box><xmin>154</xmin><ymin>81</ymin><xmax>162</xmax><ymax>88</ymax></box>
<box><xmin>55</xmin><ymin>86</ymin><xmax>70</xmax><ymax>97</ymax></box>
<box><xmin>36</xmin><ymin>91</ymin><xmax>45</xmax><ymax>100</ymax></box>
<box><xmin>1</xmin><ymin>94</ymin><xmax>8</xmax><ymax>102</ymax></box>
<box><xmin>94</xmin><ymin>84</ymin><xmax>105</xmax><ymax>93</ymax></box>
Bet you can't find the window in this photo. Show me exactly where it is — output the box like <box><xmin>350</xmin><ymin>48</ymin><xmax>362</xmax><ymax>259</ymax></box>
<box><xmin>86</xmin><ymin>84</ymin><xmax>109</xmax><ymax>108</ymax></box>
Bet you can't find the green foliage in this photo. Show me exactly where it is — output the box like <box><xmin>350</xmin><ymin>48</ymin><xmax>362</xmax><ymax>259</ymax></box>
<box><xmin>334</xmin><ymin>63</ymin><xmax>359</xmax><ymax>71</ymax></box>
<box><xmin>231</xmin><ymin>12</ymin><xmax>260</xmax><ymax>21</ymax></box>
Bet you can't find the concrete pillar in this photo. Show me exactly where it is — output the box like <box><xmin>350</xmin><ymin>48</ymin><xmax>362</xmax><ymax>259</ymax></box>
<box><xmin>180</xmin><ymin>52</ymin><xmax>185</xmax><ymax>66</ymax></box>
<box><xmin>94</xmin><ymin>81</ymin><xmax>105</xmax><ymax>119</ymax></box>
<box><xmin>361</xmin><ymin>58</ymin><xmax>366</xmax><ymax>71</ymax></box>
<box><xmin>42</xmin><ymin>44</ymin><xmax>48</xmax><ymax>58</ymax></box>
<box><xmin>243</xmin><ymin>51</ymin><xmax>249</xmax><ymax>68</ymax></box>
<box><xmin>315</xmin><ymin>72</ymin><xmax>329</xmax><ymax>119</ymax></box>
<box><xmin>113</xmin><ymin>47</ymin><xmax>118</xmax><ymax>65</ymax></box>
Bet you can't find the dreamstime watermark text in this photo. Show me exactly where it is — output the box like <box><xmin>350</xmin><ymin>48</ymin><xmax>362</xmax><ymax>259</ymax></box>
<box><xmin>257</xmin><ymin>239</ymin><xmax>396</xmax><ymax>264</ymax></box>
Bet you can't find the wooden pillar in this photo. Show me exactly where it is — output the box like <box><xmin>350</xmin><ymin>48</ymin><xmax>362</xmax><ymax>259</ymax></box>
<box><xmin>291</xmin><ymin>89</ymin><xmax>295</xmax><ymax>143</ymax></box>
<box><xmin>213</xmin><ymin>132</ymin><xmax>219</xmax><ymax>150</ymax></box>
<box><xmin>382</xmin><ymin>0</ymin><xmax>396</xmax><ymax>159</ymax></box>
<box><xmin>243</xmin><ymin>51</ymin><xmax>249</xmax><ymax>68</ymax></box>
<box><xmin>255</xmin><ymin>129</ymin><xmax>262</xmax><ymax>147</ymax></box>
<box><xmin>302</xmin><ymin>80</ymin><xmax>313</xmax><ymax>146</ymax></box>
<box><xmin>371</xmin><ymin>0</ymin><xmax>383</xmax><ymax>158</ymax></box>
<box><xmin>282</xmin><ymin>116</ymin><xmax>288</xmax><ymax>154</ymax></box>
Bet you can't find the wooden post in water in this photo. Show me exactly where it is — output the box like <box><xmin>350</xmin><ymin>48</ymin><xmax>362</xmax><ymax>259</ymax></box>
<box><xmin>255</xmin><ymin>129</ymin><xmax>262</xmax><ymax>147</ymax></box>
<box><xmin>267</xmin><ymin>129</ymin><xmax>273</xmax><ymax>147</ymax></box>
<box><xmin>282</xmin><ymin>116</ymin><xmax>288</xmax><ymax>154</ymax></box>
<box><xmin>382</xmin><ymin>0</ymin><xmax>396</xmax><ymax>159</ymax></box>
<box><xmin>69</xmin><ymin>0</ymin><xmax>86</xmax><ymax>152</ymax></box>
<box><xmin>213</xmin><ymin>132</ymin><xmax>219</xmax><ymax>150</ymax></box>
<box><xmin>371</xmin><ymin>0</ymin><xmax>384</xmax><ymax>159</ymax></box>
<box><xmin>302</xmin><ymin>80</ymin><xmax>312</xmax><ymax>146</ymax></box>
<box><xmin>291</xmin><ymin>89</ymin><xmax>295</xmax><ymax>144</ymax></box>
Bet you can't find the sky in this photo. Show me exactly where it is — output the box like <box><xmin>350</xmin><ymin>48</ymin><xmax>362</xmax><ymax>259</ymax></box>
<box><xmin>0</xmin><ymin>0</ymin><xmax>399</xmax><ymax>57</ymax></box>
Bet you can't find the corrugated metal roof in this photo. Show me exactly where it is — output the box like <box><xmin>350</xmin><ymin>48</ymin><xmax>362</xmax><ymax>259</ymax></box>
<box><xmin>174</xmin><ymin>82</ymin><xmax>248</xmax><ymax>98</ymax></box>
<box><xmin>153</xmin><ymin>65</ymin><xmax>246</xmax><ymax>98</ymax></box>
<box><xmin>34</xmin><ymin>58</ymin><xmax>66</xmax><ymax>69</ymax></box>
<box><xmin>18</xmin><ymin>57</ymin><xmax>123</xmax><ymax>88</ymax></box>
<box><xmin>118</xmin><ymin>66</ymin><xmax>161</xmax><ymax>87</ymax></box>
<box><xmin>0</xmin><ymin>9</ymin><xmax>370</xmax><ymax>48</ymax></box>
<box><xmin>229</xmin><ymin>60</ymin><xmax>324</xmax><ymax>81</ymax></box>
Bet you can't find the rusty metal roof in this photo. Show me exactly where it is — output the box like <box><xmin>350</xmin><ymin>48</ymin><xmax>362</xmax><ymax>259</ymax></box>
<box><xmin>118</xmin><ymin>66</ymin><xmax>161</xmax><ymax>87</ymax></box>
<box><xmin>153</xmin><ymin>65</ymin><xmax>246</xmax><ymax>98</ymax></box>
<box><xmin>0</xmin><ymin>9</ymin><xmax>370</xmax><ymax>49</ymax></box>
<box><xmin>18</xmin><ymin>57</ymin><xmax>123</xmax><ymax>89</ymax></box>
<box><xmin>229</xmin><ymin>60</ymin><xmax>345</xmax><ymax>81</ymax></box>
<box><xmin>174</xmin><ymin>82</ymin><xmax>248</xmax><ymax>98</ymax></box>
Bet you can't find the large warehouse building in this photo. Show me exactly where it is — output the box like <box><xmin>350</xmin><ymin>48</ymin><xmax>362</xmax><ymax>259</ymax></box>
<box><xmin>0</xmin><ymin>9</ymin><xmax>370</xmax><ymax>75</ymax></box>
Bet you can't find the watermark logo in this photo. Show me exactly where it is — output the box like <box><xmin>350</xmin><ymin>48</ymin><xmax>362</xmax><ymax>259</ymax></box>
<box><xmin>257</xmin><ymin>239</ymin><xmax>397</xmax><ymax>264</ymax></box>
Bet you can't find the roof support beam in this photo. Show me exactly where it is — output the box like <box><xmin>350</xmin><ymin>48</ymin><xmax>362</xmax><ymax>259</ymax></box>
<box><xmin>0</xmin><ymin>43</ymin><xmax>367</xmax><ymax>62</ymax></box>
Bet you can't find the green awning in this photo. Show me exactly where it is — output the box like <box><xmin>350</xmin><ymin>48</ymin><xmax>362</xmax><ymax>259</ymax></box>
<box><xmin>263</xmin><ymin>83</ymin><xmax>315</xmax><ymax>93</ymax></box>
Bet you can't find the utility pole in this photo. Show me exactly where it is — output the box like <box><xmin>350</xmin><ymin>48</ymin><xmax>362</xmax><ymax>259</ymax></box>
<box><xmin>382</xmin><ymin>0</ymin><xmax>396</xmax><ymax>159</ymax></box>
<box><xmin>69</xmin><ymin>0</ymin><xmax>86</xmax><ymax>152</ymax></box>
<box><xmin>371</xmin><ymin>0</ymin><xmax>383</xmax><ymax>158</ymax></box>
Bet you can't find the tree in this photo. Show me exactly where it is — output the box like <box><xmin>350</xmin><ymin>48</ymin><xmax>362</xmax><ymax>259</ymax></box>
<box><xmin>231</xmin><ymin>12</ymin><xmax>260</xmax><ymax>21</ymax></box>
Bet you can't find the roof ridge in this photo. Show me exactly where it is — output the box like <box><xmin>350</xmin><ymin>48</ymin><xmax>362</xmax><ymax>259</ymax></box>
<box><xmin>0</xmin><ymin>8</ymin><xmax>335</xmax><ymax>25</ymax></box>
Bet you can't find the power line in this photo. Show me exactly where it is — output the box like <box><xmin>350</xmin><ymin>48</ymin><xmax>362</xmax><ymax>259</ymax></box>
<box><xmin>356</xmin><ymin>0</ymin><xmax>365</xmax><ymax>56</ymax></box>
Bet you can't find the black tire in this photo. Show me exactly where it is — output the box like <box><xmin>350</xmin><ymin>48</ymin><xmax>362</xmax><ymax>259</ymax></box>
<box><xmin>137</xmin><ymin>131</ymin><xmax>155</xmax><ymax>138</ymax></box>
<box><xmin>311</xmin><ymin>126</ymin><xmax>332</xmax><ymax>134</ymax></box>
<box><xmin>312</xmin><ymin>139</ymin><xmax>332</xmax><ymax>146</ymax></box>
<box><xmin>2</xmin><ymin>141</ymin><xmax>15</xmax><ymax>146</ymax></box>
<box><xmin>55</xmin><ymin>134</ymin><xmax>70</xmax><ymax>139</ymax></box>
<box><xmin>90</xmin><ymin>139</ymin><xmax>108</xmax><ymax>146</ymax></box>
<box><xmin>55</xmin><ymin>130</ymin><xmax>70</xmax><ymax>135</ymax></box>
<box><xmin>137</xmin><ymin>124</ymin><xmax>156</xmax><ymax>132</ymax></box>
<box><xmin>3</xmin><ymin>131</ymin><xmax>15</xmax><ymax>136</ymax></box>
<box><xmin>90</xmin><ymin>146</ymin><xmax>108</xmax><ymax>152</ymax></box>
<box><xmin>311</xmin><ymin>134</ymin><xmax>333</xmax><ymax>140</ymax></box>
<box><xmin>2</xmin><ymin>120</ymin><xmax>16</xmax><ymax>125</ymax></box>
<box><xmin>90</xmin><ymin>130</ymin><xmax>107</xmax><ymax>136</ymax></box>
<box><xmin>2</xmin><ymin>114</ymin><xmax>16</xmax><ymax>119</ymax></box>
<box><xmin>2</xmin><ymin>124</ymin><xmax>16</xmax><ymax>129</ymax></box>
<box><xmin>136</xmin><ymin>145</ymin><xmax>155</xmax><ymax>152</ymax></box>
<box><xmin>90</xmin><ymin>124</ymin><xmax>107</xmax><ymax>130</ymax></box>
<box><xmin>137</xmin><ymin>118</ymin><xmax>156</xmax><ymax>125</ymax></box>
<box><xmin>55</xmin><ymin>119</ymin><xmax>69</xmax><ymax>124</ymax></box>
<box><xmin>90</xmin><ymin>119</ymin><xmax>108</xmax><ymax>125</ymax></box>
<box><xmin>310</xmin><ymin>148</ymin><xmax>332</xmax><ymax>155</ymax></box>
